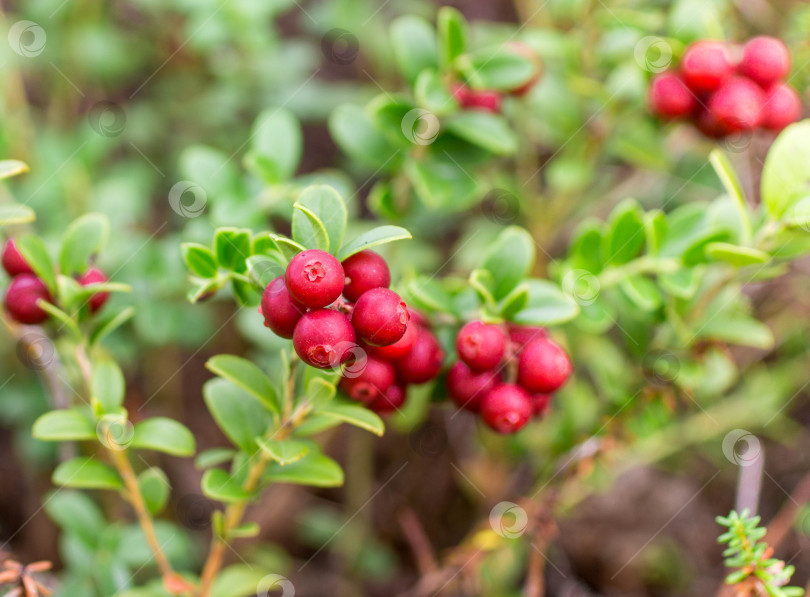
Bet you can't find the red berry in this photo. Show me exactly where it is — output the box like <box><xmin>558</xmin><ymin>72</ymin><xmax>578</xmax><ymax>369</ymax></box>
<box><xmin>446</xmin><ymin>361</ymin><xmax>500</xmax><ymax>412</ymax></box>
<box><xmin>456</xmin><ymin>321</ymin><xmax>507</xmax><ymax>371</ymax></box>
<box><xmin>506</xmin><ymin>42</ymin><xmax>543</xmax><ymax>96</ymax></box>
<box><xmin>761</xmin><ymin>84</ymin><xmax>801</xmax><ymax>131</ymax></box>
<box><xmin>407</xmin><ymin>308</ymin><xmax>430</xmax><ymax>328</ymax></box>
<box><xmin>648</xmin><ymin>72</ymin><xmax>697</xmax><ymax>119</ymax></box>
<box><xmin>2</xmin><ymin>239</ymin><xmax>34</xmax><ymax>277</ymax></box>
<box><xmin>341</xmin><ymin>250</ymin><xmax>391</xmax><ymax>303</ymax></box>
<box><xmin>395</xmin><ymin>327</ymin><xmax>444</xmax><ymax>384</ymax></box>
<box><xmin>695</xmin><ymin>107</ymin><xmax>728</xmax><ymax>138</ymax></box>
<box><xmin>5</xmin><ymin>274</ymin><xmax>52</xmax><ymax>325</ymax></box>
<box><xmin>480</xmin><ymin>384</ymin><xmax>533</xmax><ymax>434</ymax></box>
<box><xmin>370</xmin><ymin>320</ymin><xmax>418</xmax><ymax>360</ymax></box>
<box><xmin>708</xmin><ymin>77</ymin><xmax>766</xmax><ymax>132</ymax></box>
<box><xmin>739</xmin><ymin>36</ymin><xmax>791</xmax><ymax>88</ymax></box>
<box><xmin>78</xmin><ymin>267</ymin><xmax>109</xmax><ymax>314</ymax></box>
<box><xmin>368</xmin><ymin>384</ymin><xmax>407</xmax><ymax>415</ymax></box>
<box><xmin>339</xmin><ymin>355</ymin><xmax>395</xmax><ymax>403</ymax></box>
<box><xmin>292</xmin><ymin>309</ymin><xmax>356</xmax><ymax>369</ymax></box>
<box><xmin>517</xmin><ymin>338</ymin><xmax>572</xmax><ymax>393</ymax></box>
<box><xmin>452</xmin><ymin>84</ymin><xmax>502</xmax><ymax>113</ymax></box>
<box><xmin>531</xmin><ymin>393</ymin><xmax>552</xmax><ymax>417</ymax></box>
<box><xmin>508</xmin><ymin>324</ymin><xmax>547</xmax><ymax>351</ymax></box>
<box><xmin>285</xmin><ymin>249</ymin><xmax>345</xmax><ymax>309</ymax></box>
<box><xmin>259</xmin><ymin>276</ymin><xmax>305</xmax><ymax>338</ymax></box>
<box><xmin>680</xmin><ymin>40</ymin><xmax>734</xmax><ymax>93</ymax></box>
<box><xmin>352</xmin><ymin>287</ymin><xmax>409</xmax><ymax>346</ymax></box>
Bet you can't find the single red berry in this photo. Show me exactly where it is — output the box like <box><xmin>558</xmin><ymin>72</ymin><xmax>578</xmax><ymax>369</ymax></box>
<box><xmin>285</xmin><ymin>249</ymin><xmax>345</xmax><ymax>309</ymax></box>
<box><xmin>339</xmin><ymin>355</ymin><xmax>395</xmax><ymax>403</ymax></box>
<box><xmin>368</xmin><ymin>384</ymin><xmax>407</xmax><ymax>415</ymax></box>
<box><xmin>739</xmin><ymin>36</ymin><xmax>791</xmax><ymax>88</ymax></box>
<box><xmin>395</xmin><ymin>327</ymin><xmax>444</xmax><ymax>384</ymax></box>
<box><xmin>352</xmin><ymin>287</ymin><xmax>409</xmax><ymax>346</ymax></box>
<box><xmin>531</xmin><ymin>393</ymin><xmax>552</xmax><ymax>417</ymax></box>
<box><xmin>506</xmin><ymin>42</ymin><xmax>543</xmax><ymax>96</ymax></box>
<box><xmin>517</xmin><ymin>337</ymin><xmax>572</xmax><ymax>393</ymax></box>
<box><xmin>508</xmin><ymin>324</ymin><xmax>547</xmax><ymax>351</ymax></box>
<box><xmin>695</xmin><ymin>107</ymin><xmax>729</xmax><ymax>139</ymax></box>
<box><xmin>341</xmin><ymin>250</ymin><xmax>391</xmax><ymax>303</ymax></box>
<box><xmin>480</xmin><ymin>384</ymin><xmax>533</xmax><ymax>434</ymax></box>
<box><xmin>259</xmin><ymin>276</ymin><xmax>305</xmax><ymax>338</ymax></box>
<box><xmin>456</xmin><ymin>321</ymin><xmax>507</xmax><ymax>371</ymax></box>
<box><xmin>1</xmin><ymin>239</ymin><xmax>34</xmax><ymax>277</ymax></box>
<box><xmin>708</xmin><ymin>76</ymin><xmax>766</xmax><ymax>132</ymax></box>
<box><xmin>370</xmin><ymin>320</ymin><xmax>418</xmax><ymax>360</ymax></box>
<box><xmin>292</xmin><ymin>309</ymin><xmax>356</xmax><ymax>369</ymax></box>
<box><xmin>452</xmin><ymin>84</ymin><xmax>502</xmax><ymax>113</ymax></box>
<box><xmin>680</xmin><ymin>40</ymin><xmax>735</xmax><ymax>93</ymax></box>
<box><xmin>78</xmin><ymin>267</ymin><xmax>109</xmax><ymax>314</ymax></box>
<box><xmin>446</xmin><ymin>361</ymin><xmax>501</xmax><ymax>413</ymax></box>
<box><xmin>5</xmin><ymin>274</ymin><xmax>52</xmax><ymax>325</ymax></box>
<box><xmin>648</xmin><ymin>72</ymin><xmax>697</xmax><ymax>119</ymax></box>
<box><xmin>761</xmin><ymin>83</ymin><xmax>801</xmax><ymax>131</ymax></box>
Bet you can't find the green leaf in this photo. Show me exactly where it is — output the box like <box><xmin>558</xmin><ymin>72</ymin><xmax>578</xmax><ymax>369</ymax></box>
<box><xmin>568</xmin><ymin>220</ymin><xmax>604</xmax><ymax>274</ymax></box>
<box><xmin>214</xmin><ymin>228</ymin><xmax>251</xmax><ymax>273</ymax></box>
<box><xmin>459</xmin><ymin>48</ymin><xmax>536</xmax><ymax>91</ymax></box>
<box><xmin>337</xmin><ymin>226</ymin><xmax>411</xmax><ymax>261</ymax></box>
<box><xmin>368</xmin><ymin>94</ymin><xmax>419</xmax><ymax>147</ymax></box>
<box><xmin>705</xmin><ymin>242</ymin><xmax>770</xmax><ymax>266</ymax></box>
<box><xmin>761</xmin><ymin>120</ymin><xmax>810</xmax><ymax>219</ymax></box>
<box><xmin>138</xmin><ymin>468</ymin><xmax>170</xmax><ymax>515</ymax></box>
<box><xmin>257</xmin><ymin>438</ymin><xmax>311</xmax><ymax>465</ymax></box>
<box><xmin>91</xmin><ymin>359</ymin><xmax>125</xmax><ymax>414</ymax></box>
<box><xmin>406</xmin><ymin>276</ymin><xmax>456</xmax><ymax>314</ymax></box>
<box><xmin>203</xmin><ymin>378</ymin><xmax>273</xmax><ymax>453</ymax></box>
<box><xmin>33</xmin><ymin>408</ymin><xmax>96</xmax><ymax>441</ymax></box>
<box><xmin>644</xmin><ymin>210</ymin><xmax>667</xmax><ymax>256</ymax></box>
<box><xmin>0</xmin><ymin>159</ymin><xmax>29</xmax><ymax>180</ymax></box>
<box><xmin>206</xmin><ymin>355</ymin><xmax>280</xmax><ymax>415</ymax></box>
<box><xmin>709</xmin><ymin>149</ymin><xmax>751</xmax><ymax>242</ymax></box>
<box><xmin>437</xmin><ymin>6</ymin><xmax>467</xmax><ymax>66</ymax></box>
<box><xmin>514</xmin><ymin>279</ymin><xmax>579</xmax><ymax>325</ymax></box>
<box><xmin>90</xmin><ymin>307</ymin><xmax>135</xmax><ymax>346</ymax></box>
<box><xmin>698</xmin><ymin>316</ymin><xmax>774</xmax><ymax>349</ymax></box>
<box><xmin>228</xmin><ymin>522</ymin><xmax>260</xmax><ymax>539</ymax></box>
<box><xmin>390</xmin><ymin>15</ymin><xmax>439</xmax><ymax>83</ymax></box>
<box><xmin>52</xmin><ymin>457</ymin><xmax>123</xmax><ymax>490</ymax></box>
<box><xmin>291</xmin><ymin>203</ymin><xmax>330</xmax><ymax>251</ymax></box>
<box><xmin>267</xmin><ymin>234</ymin><xmax>305</xmax><ymax>262</ymax></box>
<box><xmin>195</xmin><ymin>447</ymin><xmax>237</xmax><ymax>470</ymax></box>
<box><xmin>181</xmin><ymin>243</ymin><xmax>218</xmax><ymax>278</ymax></box>
<box><xmin>499</xmin><ymin>282</ymin><xmax>530</xmax><ymax>320</ymax></box>
<box><xmin>415</xmin><ymin>69</ymin><xmax>458</xmax><ymax>115</ymax></box>
<box><xmin>246</xmin><ymin>108</ymin><xmax>301</xmax><ymax>183</ymax></box>
<box><xmin>602</xmin><ymin>199</ymin><xmax>645</xmax><ymax>265</ymax></box>
<box><xmin>131</xmin><ymin>418</ymin><xmax>196</xmax><ymax>457</ymax></box>
<box><xmin>481</xmin><ymin>226</ymin><xmax>535</xmax><ymax>299</ymax></box>
<box><xmin>407</xmin><ymin>158</ymin><xmax>480</xmax><ymax>210</ymax></box>
<box><xmin>294</xmin><ymin>185</ymin><xmax>348</xmax><ymax>254</ymax></box>
<box><xmin>328</xmin><ymin>104</ymin><xmax>400</xmax><ymax>170</ymax></box>
<box><xmin>201</xmin><ymin>468</ymin><xmax>254</xmax><ymax>503</ymax></box>
<box><xmin>59</xmin><ymin>213</ymin><xmax>109</xmax><ymax>276</ymax></box>
<box><xmin>0</xmin><ymin>203</ymin><xmax>35</xmax><ymax>226</ymax></box>
<box><xmin>16</xmin><ymin>234</ymin><xmax>56</xmax><ymax>293</ymax></box>
<box><xmin>446</xmin><ymin>111</ymin><xmax>518</xmax><ymax>155</ymax></box>
<box><xmin>210</xmin><ymin>564</ymin><xmax>279</xmax><ymax>597</ymax></box>
<box><xmin>246</xmin><ymin>255</ymin><xmax>285</xmax><ymax>288</ymax></box>
<box><xmin>619</xmin><ymin>275</ymin><xmax>662</xmax><ymax>311</ymax></box>
<box><xmin>43</xmin><ymin>490</ymin><xmax>104</xmax><ymax>548</ymax></box>
<box><xmin>469</xmin><ymin>268</ymin><xmax>497</xmax><ymax>309</ymax></box>
<box><xmin>316</xmin><ymin>400</ymin><xmax>385</xmax><ymax>436</ymax></box>
<box><xmin>264</xmin><ymin>449</ymin><xmax>344</xmax><ymax>487</ymax></box>
<box><xmin>659</xmin><ymin>268</ymin><xmax>701</xmax><ymax>299</ymax></box>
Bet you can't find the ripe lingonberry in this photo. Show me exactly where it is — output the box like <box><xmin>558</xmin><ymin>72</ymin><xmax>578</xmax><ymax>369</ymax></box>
<box><xmin>708</xmin><ymin>77</ymin><xmax>765</xmax><ymax>132</ymax></box>
<box><xmin>739</xmin><ymin>36</ymin><xmax>791</xmax><ymax>88</ymax></box>
<box><xmin>452</xmin><ymin>84</ymin><xmax>502</xmax><ymax>113</ymax></box>
<box><xmin>2</xmin><ymin>239</ymin><xmax>34</xmax><ymax>278</ymax></box>
<box><xmin>648</xmin><ymin>73</ymin><xmax>697</xmax><ymax>119</ymax></box>
<box><xmin>351</xmin><ymin>287</ymin><xmax>409</xmax><ymax>346</ymax></box>
<box><xmin>368</xmin><ymin>384</ymin><xmax>406</xmax><ymax>415</ymax></box>
<box><xmin>5</xmin><ymin>274</ymin><xmax>52</xmax><ymax>325</ymax></box>
<box><xmin>695</xmin><ymin>107</ymin><xmax>727</xmax><ymax>139</ymax></box>
<box><xmin>341</xmin><ymin>250</ymin><xmax>390</xmax><ymax>302</ymax></box>
<box><xmin>508</xmin><ymin>324</ymin><xmax>547</xmax><ymax>351</ymax></box>
<box><xmin>506</xmin><ymin>42</ymin><xmax>543</xmax><ymax>96</ymax></box>
<box><xmin>78</xmin><ymin>267</ymin><xmax>109</xmax><ymax>313</ymax></box>
<box><xmin>531</xmin><ymin>393</ymin><xmax>552</xmax><ymax>417</ymax></box>
<box><xmin>260</xmin><ymin>276</ymin><xmax>305</xmax><ymax>339</ymax></box>
<box><xmin>370</xmin><ymin>320</ymin><xmax>417</xmax><ymax>360</ymax></box>
<box><xmin>680</xmin><ymin>40</ymin><xmax>734</xmax><ymax>93</ymax></box>
<box><xmin>480</xmin><ymin>384</ymin><xmax>533</xmax><ymax>434</ymax></box>
<box><xmin>292</xmin><ymin>308</ymin><xmax>356</xmax><ymax>369</ymax></box>
<box><xmin>761</xmin><ymin>84</ymin><xmax>801</xmax><ymax>132</ymax></box>
<box><xmin>517</xmin><ymin>337</ymin><xmax>571</xmax><ymax>393</ymax></box>
<box><xmin>395</xmin><ymin>327</ymin><xmax>444</xmax><ymax>384</ymax></box>
<box><xmin>446</xmin><ymin>361</ymin><xmax>500</xmax><ymax>413</ymax></box>
<box><xmin>285</xmin><ymin>249</ymin><xmax>345</xmax><ymax>309</ymax></box>
<box><xmin>456</xmin><ymin>321</ymin><xmax>506</xmax><ymax>371</ymax></box>
<box><xmin>339</xmin><ymin>355</ymin><xmax>395</xmax><ymax>403</ymax></box>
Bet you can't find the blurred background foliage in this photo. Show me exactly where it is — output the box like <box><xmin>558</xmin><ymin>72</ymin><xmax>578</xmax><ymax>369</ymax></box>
<box><xmin>3</xmin><ymin>0</ymin><xmax>810</xmax><ymax>596</ymax></box>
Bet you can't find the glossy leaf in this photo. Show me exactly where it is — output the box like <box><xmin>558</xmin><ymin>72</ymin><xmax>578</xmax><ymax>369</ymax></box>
<box><xmin>59</xmin><ymin>213</ymin><xmax>110</xmax><ymax>276</ymax></box>
<box><xmin>16</xmin><ymin>234</ymin><xmax>57</xmax><ymax>293</ymax></box>
<box><xmin>0</xmin><ymin>159</ymin><xmax>29</xmax><ymax>180</ymax></box>
<box><xmin>761</xmin><ymin>120</ymin><xmax>810</xmax><ymax>219</ymax></box>
<box><xmin>294</xmin><ymin>185</ymin><xmax>347</xmax><ymax>254</ymax></box>
<box><xmin>390</xmin><ymin>15</ymin><xmax>439</xmax><ymax>82</ymax></box>
<box><xmin>257</xmin><ymin>438</ymin><xmax>311</xmax><ymax>465</ymax></box>
<box><xmin>203</xmin><ymin>378</ymin><xmax>273</xmax><ymax>453</ymax></box>
<box><xmin>138</xmin><ymin>468</ymin><xmax>170</xmax><ymax>515</ymax></box>
<box><xmin>437</xmin><ymin>6</ymin><xmax>467</xmax><ymax>66</ymax></box>
<box><xmin>202</xmin><ymin>469</ymin><xmax>254</xmax><ymax>503</ymax></box>
<box><xmin>182</xmin><ymin>243</ymin><xmax>218</xmax><ymax>278</ymax></box>
<box><xmin>264</xmin><ymin>449</ymin><xmax>344</xmax><ymax>487</ymax></box>
<box><xmin>131</xmin><ymin>418</ymin><xmax>196</xmax><ymax>457</ymax></box>
<box><xmin>481</xmin><ymin>226</ymin><xmax>535</xmax><ymax>299</ymax></box>
<box><xmin>337</xmin><ymin>226</ymin><xmax>411</xmax><ymax>261</ymax></box>
<box><xmin>329</xmin><ymin>104</ymin><xmax>400</xmax><ymax>169</ymax></box>
<box><xmin>705</xmin><ymin>242</ymin><xmax>770</xmax><ymax>266</ymax></box>
<box><xmin>246</xmin><ymin>108</ymin><xmax>302</xmax><ymax>183</ymax></box>
<box><xmin>33</xmin><ymin>408</ymin><xmax>96</xmax><ymax>441</ymax></box>
<box><xmin>291</xmin><ymin>203</ymin><xmax>330</xmax><ymax>252</ymax></box>
<box><xmin>446</xmin><ymin>111</ymin><xmax>518</xmax><ymax>155</ymax></box>
<box><xmin>214</xmin><ymin>228</ymin><xmax>251</xmax><ymax>273</ymax></box>
<box><xmin>52</xmin><ymin>457</ymin><xmax>123</xmax><ymax>490</ymax></box>
<box><xmin>195</xmin><ymin>447</ymin><xmax>237</xmax><ymax>470</ymax></box>
<box><xmin>206</xmin><ymin>355</ymin><xmax>280</xmax><ymax>415</ymax></box>
<box><xmin>317</xmin><ymin>400</ymin><xmax>385</xmax><ymax>436</ymax></box>
<box><xmin>0</xmin><ymin>203</ymin><xmax>35</xmax><ymax>226</ymax></box>
<box><xmin>602</xmin><ymin>199</ymin><xmax>645</xmax><ymax>265</ymax></box>
<box><xmin>514</xmin><ymin>279</ymin><xmax>579</xmax><ymax>325</ymax></box>
<box><xmin>91</xmin><ymin>358</ymin><xmax>126</xmax><ymax>413</ymax></box>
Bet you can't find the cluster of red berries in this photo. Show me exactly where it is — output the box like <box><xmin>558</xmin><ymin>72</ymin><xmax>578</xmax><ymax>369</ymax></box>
<box><xmin>2</xmin><ymin>239</ymin><xmax>108</xmax><ymax>325</ymax></box>
<box><xmin>446</xmin><ymin>322</ymin><xmax>571</xmax><ymax>434</ymax></box>
<box><xmin>450</xmin><ymin>42</ymin><xmax>543</xmax><ymax>114</ymax></box>
<box><xmin>259</xmin><ymin>249</ymin><xmax>443</xmax><ymax>414</ymax></box>
<box><xmin>649</xmin><ymin>37</ymin><xmax>801</xmax><ymax>137</ymax></box>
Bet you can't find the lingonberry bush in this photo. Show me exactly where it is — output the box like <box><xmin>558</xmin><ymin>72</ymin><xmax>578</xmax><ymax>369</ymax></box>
<box><xmin>4</xmin><ymin>2</ymin><xmax>810</xmax><ymax>596</ymax></box>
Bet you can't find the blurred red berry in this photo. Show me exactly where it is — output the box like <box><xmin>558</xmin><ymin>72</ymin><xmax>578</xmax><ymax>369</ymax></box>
<box><xmin>78</xmin><ymin>267</ymin><xmax>110</xmax><ymax>313</ymax></box>
<box><xmin>480</xmin><ymin>384</ymin><xmax>533</xmax><ymax>433</ymax></box>
<box><xmin>456</xmin><ymin>321</ymin><xmax>507</xmax><ymax>371</ymax></box>
<box><xmin>506</xmin><ymin>42</ymin><xmax>543</xmax><ymax>96</ymax></box>
<box><xmin>508</xmin><ymin>324</ymin><xmax>547</xmax><ymax>351</ymax></box>
<box><xmin>395</xmin><ymin>327</ymin><xmax>444</xmax><ymax>384</ymax></box>
<box><xmin>371</xmin><ymin>320</ymin><xmax>418</xmax><ymax>360</ymax></box>
<box><xmin>761</xmin><ymin>83</ymin><xmax>801</xmax><ymax>131</ymax></box>
<box><xmin>517</xmin><ymin>337</ymin><xmax>572</xmax><ymax>393</ymax></box>
<box><xmin>531</xmin><ymin>393</ymin><xmax>552</xmax><ymax>417</ymax></box>
<box><xmin>739</xmin><ymin>36</ymin><xmax>791</xmax><ymax>88</ymax></box>
<box><xmin>446</xmin><ymin>361</ymin><xmax>500</xmax><ymax>412</ymax></box>
<box><xmin>368</xmin><ymin>384</ymin><xmax>407</xmax><ymax>415</ymax></box>
<box><xmin>708</xmin><ymin>76</ymin><xmax>765</xmax><ymax>132</ymax></box>
<box><xmin>339</xmin><ymin>355</ymin><xmax>395</xmax><ymax>403</ymax></box>
<box><xmin>648</xmin><ymin>72</ymin><xmax>697</xmax><ymax>119</ymax></box>
<box><xmin>680</xmin><ymin>40</ymin><xmax>734</xmax><ymax>93</ymax></box>
<box><xmin>5</xmin><ymin>274</ymin><xmax>52</xmax><ymax>325</ymax></box>
<box><xmin>1</xmin><ymin>239</ymin><xmax>34</xmax><ymax>277</ymax></box>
